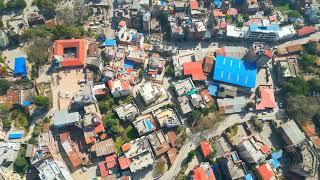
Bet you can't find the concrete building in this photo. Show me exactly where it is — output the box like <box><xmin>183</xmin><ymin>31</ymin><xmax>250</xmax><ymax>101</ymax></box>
<box><xmin>237</xmin><ymin>136</ymin><xmax>270</xmax><ymax>164</ymax></box>
<box><xmin>0</xmin><ymin>142</ymin><xmax>21</xmax><ymax>166</ymax></box>
<box><xmin>217</xmin><ymin>97</ymin><xmax>248</xmax><ymax>114</ymax></box>
<box><xmin>306</xmin><ymin>5</ymin><xmax>320</xmax><ymax>24</ymax></box>
<box><xmin>192</xmin><ymin>162</ymin><xmax>216</xmax><ymax>180</ymax></box>
<box><xmin>53</xmin><ymin>110</ymin><xmax>80</xmax><ymax>128</ymax></box>
<box><xmin>91</xmin><ymin>138</ymin><xmax>116</xmax><ymax>157</ymax></box>
<box><xmin>153</xmin><ymin>108</ymin><xmax>181</xmax><ymax>128</ymax></box>
<box><xmin>122</xmin><ymin>136</ymin><xmax>154</xmax><ymax>173</ymax></box>
<box><xmin>37</xmin><ymin>159</ymin><xmax>73</xmax><ymax>180</ymax></box>
<box><xmin>126</xmin><ymin>46</ymin><xmax>146</xmax><ymax>64</ymax></box>
<box><xmin>217</xmin><ymin>151</ymin><xmax>247</xmax><ymax>180</ymax></box>
<box><xmin>173</xmin><ymin>78</ymin><xmax>196</xmax><ymax>97</ymax></box>
<box><xmin>278</xmin><ymin>25</ymin><xmax>296</xmax><ymax>40</ymax></box>
<box><xmin>276</xmin><ymin>58</ymin><xmax>299</xmax><ymax>82</ymax></box>
<box><xmin>226</xmin><ymin>25</ymin><xmax>248</xmax><ymax>39</ymax></box>
<box><xmin>108</xmin><ymin>79</ymin><xmax>132</xmax><ymax>98</ymax></box>
<box><xmin>133</xmin><ymin>114</ymin><xmax>156</xmax><ymax>135</ymax></box>
<box><xmin>115</xmin><ymin>102</ymin><xmax>140</xmax><ymax>121</ymax></box>
<box><xmin>148</xmin><ymin>131</ymin><xmax>170</xmax><ymax>157</ymax></box>
<box><xmin>279</xmin><ymin>120</ymin><xmax>306</xmax><ymax>150</ymax></box>
<box><xmin>139</xmin><ymin>82</ymin><xmax>164</xmax><ymax>105</ymax></box>
<box><xmin>245</xmin><ymin>42</ymin><xmax>273</xmax><ymax>67</ymax></box>
<box><xmin>245</xmin><ymin>20</ymin><xmax>280</xmax><ymax>42</ymax></box>
<box><xmin>177</xmin><ymin>96</ymin><xmax>193</xmax><ymax>114</ymax></box>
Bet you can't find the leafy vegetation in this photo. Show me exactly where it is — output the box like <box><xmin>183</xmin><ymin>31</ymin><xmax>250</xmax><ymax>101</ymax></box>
<box><xmin>34</xmin><ymin>95</ymin><xmax>50</xmax><ymax>109</ymax></box>
<box><xmin>0</xmin><ymin>79</ymin><xmax>10</xmax><ymax>95</ymax></box>
<box><xmin>6</xmin><ymin>0</ymin><xmax>26</xmax><ymax>11</ymax></box>
<box><xmin>185</xmin><ymin>150</ymin><xmax>195</xmax><ymax>164</ymax></box>
<box><xmin>2</xmin><ymin>118</ymin><xmax>11</xmax><ymax>129</ymax></box>
<box><xmin>11</xmin><ymin>109</ymin><xmax>30</xmax><ymax>130</ymax></box>
<box><xmin>153</xmin><ymin>159</ymin><xmax>167</xmax><ymax>177</ymax></box>
<box><xmin>32</xmin><ymin>126</ymin><xmax>43</xmax><ymax>137</ymax></box>
<box><xmin>252</xmin><ymin>116</ymin><xmax>264</xmax><ymax>132</ymax></box>
<box><xmin>14</xmin><ymin>145</ymin><xmax>29</xmax><ymax>175</ymax></box>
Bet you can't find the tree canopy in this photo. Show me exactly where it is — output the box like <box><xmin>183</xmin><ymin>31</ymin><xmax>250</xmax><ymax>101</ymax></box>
<box><xmin>287</xmin><ymin>10</ymin><xmax>301</xmax><ymax>19</ymax></box>
<box><xmin>281</xmin><ymin>77</ymin><xmax>310</xmax><ymax>96</ymax></box>
<box><xmin>6</xmin><ymin>0</ymin><xmax>26</xmax><ymax>10</ymax></box>
<box><xmin>14</xmin><ymin>156</ymin><xmax>28</xmax><ymax>174</ymax></box>
<box><xmin>34</xmin><ymin>95</ymin><xmax>50</xmax><ymax>109</ymax></box>
<box><xmin>0</xmin><ymin>79</ymin><xmax>10</xmax><ymax>95</ymax></box>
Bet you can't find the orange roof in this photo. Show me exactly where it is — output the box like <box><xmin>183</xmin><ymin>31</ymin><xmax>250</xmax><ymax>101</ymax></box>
<box><xmin>260</xmin><ymin>145</ymin><xmax>271</xmax><ymax>154</ymax></box>
<box><xmin>302</xmin><ymin>121</ymin><xmax>316</xmax><ymax>137</ymax></box>
<box><xmin>201</xmin><ymin>90</ymin><xmax>214</xmax><ymax>102</ymax></box>
<box><xmin>100</xmin><ymin>133</ymin><xmax>107</xmax><ymax>140</ymax></box>
<box><xmin>190</xmin><ymin>0</ymin><xmax>199</xmax><ymax>10</ymax></box>
<box><xmin>105</xmin><ymin>154</ymin><xmax>118</xmax><ymax>169</ymax></box>
<box><xmin>118</xmin><ymin>156</ymin><xmax>131</xmax><ymax>169</ymax></box>
<box><xmin>200</xmin><ymin>141</ymin><xmax>212</xmax><ymax>158</ymax></box>
<box><xmin>121</xmin><ymin>143</ymin><xmax>131</xmax><ymax>152</ymax></box>
<box><xmin>166</xmin><ymin>131</ymin><xmax>177</xmax><ymax>147</ymax></box>
<box><xmin>297</xmin><ymin>26</ymin><xmax>316</xmax><ymax>36</ymax></box>
<box><xmin>257</xmin><ymin>163</ymin><xmax>275</xmax><ymax>180</ymax></box>
<box><xmin>54</xmin><ymin>39</ymin><xmax>87</xmax><ymax>67</ymax></box>
<box><xmin>264</xmin><ymin>50</ymin><xmax>273</xmax><ymax>58</ymax></box>
<box><xmin>316</xmin><ymin>58</ymin><xmax>320</xmax><ymax>66</ymax></box>
<box><xmin>220</xmin><ymin>22</ymin><xmax>227</xmax><ymax>29</ymax></box>
<box><xmin>167</xmin><ymin>148</ymin><xmax>178</xmax><ymax>165</ymax></box>
<box><xmin>256</xmin><ymin>86</ymin><xmax>276</xmax><ymax>110</ymax></box>
<box><xmin>59</xmin><ymin>132</ymin><xmax>82</xmax><ymax>167</ymax></box>
<box><xmin>215</xmin><ymin>47</ymin><xmax>226</xmax><ymax>56</ymax></box>
<box><xmin>6</xmin><ymin>89</ymin><xmax>20</xmax><ymax>106</ymax></box>
<box><xmin>94</xmin><ymin>123</ymin><xmax>105</xmax><ymax>134</ymax></box>
<box><xmin>213</xmin><ymin>10</ymin><xmax>225</xmax><ymax>17</ymax></box>
<box><xmin>119</xmin><ymin>21</ymin><xmax>126</xmax><ymax>27</ymax></box>
<box><xmin>193</xmin><ymin>166</ymin><xmax>216</xmax><ymax>180</ymax></box>
<box><xmin>99</xmin><ymin>162</ymin><xmax>109</xmax><ymax>177</ymax></box>
<box><xmin>268</xmin><ymin>15</ymin><xmax>277</xmax><ymax>22</ymax></box>
<box><xmin>183</xmin><ymin>62</ymin><xmax>206</xmax><ymax>81</ymax></box>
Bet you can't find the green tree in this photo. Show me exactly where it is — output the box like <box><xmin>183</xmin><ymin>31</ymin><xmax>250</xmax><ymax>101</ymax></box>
<box><xmin>300</xmin><ymin>53</ymin><xmax>317</xmax><ymax>68</ymax></box>
<box><xmin>0</xmin><ymin>79</ymin><xmax>10</xmax><ymax>95</ymax></box>
<box><xmin>303</xmin><ymin>42</ymin><xmax>318</xmax><ymax>55</ymax></box>
<box><xmin>43</xmin><ymin>117</ymin><xmax>50</xmax><ymax>123</ymax></box>
<box><xmin>22</xmin><ymin>26</ymin><xmax>51</xmax><ymax>41</ymax></box>
<box><xmin>309</xmin><ymin>79</ymin><xmax>320</xmax><ymax>93</ymax></box>
<box><xmin>13</xmin><ymin>156</ymin><xmax>28</xmax><ymax>174</ymax></box>
<box><xmin>0</xmin><ymin>0</ymin><xmax>5</xmax><ymax>10</ymax></box>
<box><xmin>153</xmin><ymin>159</ymin><xmax>166</xmax><ymax>177</ymax></box>
<box><xmin>6</xmin><ymin>0</ymin><xmax>26</xmax><ymax>10</ymax></box>
<box><xmin>287</xmin><ymin>10</ymin><xmax>301</xmax><ymax>19</ymax></box>
<box><xmin>2</xmin><ymin>118</ymin><xmax>11</xmax><ymax>129</ymax></box>
<box><xmin>28</xmin><ymin>137</ymin><xmax>38</xmax><ymax>144</ymax></box>
<box><xmin>252</xmin><ymin>117</ymin><xmax>264</xmax><ymax>132</ymax></box>
<box><xmin>243</xmin><ymin>14</ymin><xmax>250</xmax><ymax>21</ymax></box>
<box><xmin>225</xmin><ymin>14</ymin><xmax>232</xmax><ymax>22</ymax></box>
<box><xmin>165</xmin><ymin>65</ymin><xmax>175</xmax><ymax>77</ymax></box>
<box><xmin>32</xmin><ymin>126</ymin><xmax>42</xmax><ymax>137</ymax></box>
<box><xmin>34</xmin><ymin>95</ymin><xmax>50</xmax><ymax>109</ymax></box>
<box><xmin>281</xmin><ymin>77</ymin><xmax>310</xmax><ymax>96</ymax></box>
<box><xmin>51</xmin><ymin>25</ymin><xmax>85</xmax><ymax>39</ymax></box>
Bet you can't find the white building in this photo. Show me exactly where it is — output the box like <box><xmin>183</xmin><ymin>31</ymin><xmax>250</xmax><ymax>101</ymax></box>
<box><xmin>139</xmin><ymin>82</ymin><xmax>164</xmax><ymax>105</ymax></box>
<box><xmin>37</xmin><ymin>159</ymin><xmax>73</xmax><ymax>180</ymax></box>
<box><xmin>108</xmin><ymin>79</ymin><xmax>132</xmax><ymax>98</ymax></box>
<box><xmin>122</xmin><ymin>136</ymin><xmax>154</xmax><ymax>173</ymax></box>
<box><xmin>237</xmin><ymin>136</ymin><xmax>268</xmax><ymax>164</ymax></box>
<box><xmin>115</xmin><ymin>102</ymin><xmax>140</xmax><ymax>121</ymax></box>
<box><xmin>153</xmin><ymin>108</ymin><xmax>181</xmax><ymax>128</ymax></box>
<box><xmin>278</xmin><ymin>25</ymin><xmax>296</xmax><ymax>40</ymax></box>
<box><xmin>226</xmin><ymin>25</ymin><xmax>248</xmax><ymax>39</ymax></box>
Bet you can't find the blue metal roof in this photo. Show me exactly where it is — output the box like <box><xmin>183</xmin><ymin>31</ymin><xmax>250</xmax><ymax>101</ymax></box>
<box><xmin>214</xmin><ymin>0</ymin><xmax>222</xmax><ymax>8</ymax></box>
<box><xmin>245</xmin><ymin>173</ymin><xmax>254</xmax><ymax>180</ymax></box>
<box><xmin>249</xmin><ymin>24</ymin><xmax>280</xmax><ymax>32</ymax></box>
<box><xmin>213</xmin><ymin>56</ymin><xmax>257</xmax><ymax>88</ymax></box>
<box><xmin>8</xmin><ymin>132</ymin><xmax>24</xmax><ymax>139</ymax></box>
<box><xmin>14</xmin><ymin>57</ymin><xmax>27</xmax><ymax>77</ymax></box>
<box><xmin>103</xmin><ymin>38</ymin><xmax>116</xmax><ymax>46</ymax></box>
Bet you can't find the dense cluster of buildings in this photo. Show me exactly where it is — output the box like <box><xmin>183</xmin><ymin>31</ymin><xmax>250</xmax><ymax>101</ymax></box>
<box><xmin>0</xmin><ymin>0</ymin><xmax>319</xmax><ymax>179</ymax></box>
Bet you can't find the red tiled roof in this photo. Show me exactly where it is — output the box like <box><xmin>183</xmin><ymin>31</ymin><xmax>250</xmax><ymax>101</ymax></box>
<box><xmin>260</xmin><ymin>145</ymin><xmax>271</xmax><ymax>154</ymax></box>
<box><xmin>60</xmin><ymin>132</ymin><xmax>82</xmax><ymax>167</ymax></box>
<box><xmin>54</xmin><ymin>39</ymin><xmax>87</xmax><ymax>67</ymax></box>
<box><xmin>100</xmin><ymin>133</ymin><xmax>107</xmax><ymax>140</ymax></box>
<box><xmin>213</xmin><ymin>10</ymin><xmax>225</xmax><ymax>17</ymax></box>
<box><xmin>264</xmin><ymin>50</ymin><xmax>273</xmax><ymax>59</ymax></box>
<box><xmin>118</xmin><ymin>156</ymin><xmax>131</xmax><ymax>170</ymax></box>
<box><xmin>193</xmin><ymin>166</ymin><xmax>216</xmax><ymax>180</ymax></box>
<box><xmin>94</xmin><ymin>123</ymin><xmax>105</xmax><ymax>134</ymax></box>
<box><xmin>268</xmin><ymin>15</ymin><xmax>276</xmax><ymax>22</ymax></box>
<box><xmin>257</xmin><ymin>163</ymin><xmax>275</xmax><ymax>180</ymax></box>
<box><xmin>200</xmin><ymin>90</ymin><xmax>214</xmax><ymax>102</ymax></box>
<box><xmin>121</xmin><ymin>143</ymin><xmax>131</xmax><ymax>152</ymax></box>
<box><xmin>6</xmin><ymin>89</ymin><xmax>20</xmax><ymax>106</ymax></box>
<box><xmin>203</xmin><ymin>55</ymin><xmax>214</xmax><ymax>73</ymax></box>
<box><xmin>183</xmin><ymin>62</ymin><xmax>206</xmax><ymax>81</ymax></box>
<box><xmin>256</xmin><ymin>86</ymin><xmax>276</xmax><ymax>110</ymax></box>
<box><xmin>99</xmin><ymin>162</ymin><xmax>109</xmax><ymax>177</ymax></box>
<box><xmin>220</xmin><ymin>22</ymin><xmax>227</xmax><ymax>29</ymax></box>
<box><xmin>190</xmin><ymin>0</ymin><xmax>199</xmax><ymax>10</ymax></box>
<box><xmin>105</xmin><ymin>154</ymin><xmax>118</xmax><ymax>169</ymax></box>
<box><xmin>297</xmin><ymin>26</ymin><xmax>316</xmax><ymax>37</ymax></box>
<box><xmin>316</xmin><ymin>58</ymin><xmax>320</xmax><ymax>66</ymax></box>
<box><xmin>167</xmin><ymin>148</ymin><xmax>178</xmax><ymax>165</ymax></box>
<box><xmin>119</xmin><ymin>21</ymin><xmax>126</xmax><ymax>27</ymax></box>
<box><xmin>215</xmin><ymin>47</ymin><xmax>226</xmax><ymax>56</ymax></box>
<box><xmin>302</xmin><ymin>121</ymin><xmax>317</xmax><ymax>137</ymax></box>
<box><xmin>166</xmin><ymin>131</ymin><xmax>177</xmax><ymax>147</ymax></box>
<box><xmin>200</xmin><ymin>141</ymin><xmax>212</xmax><ymax>158</ymax></box>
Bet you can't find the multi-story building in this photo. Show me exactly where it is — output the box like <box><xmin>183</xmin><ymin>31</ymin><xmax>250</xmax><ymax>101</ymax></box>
<box><xmin>245</xmin><ymin>20</ymin><xmax>280</xmax><ymax>42</ymax></box>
